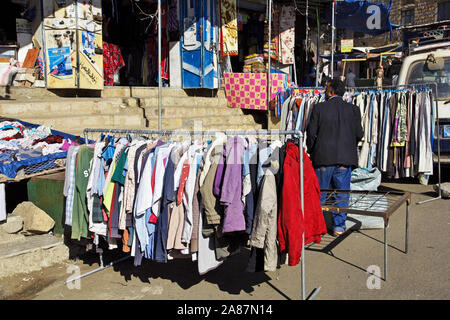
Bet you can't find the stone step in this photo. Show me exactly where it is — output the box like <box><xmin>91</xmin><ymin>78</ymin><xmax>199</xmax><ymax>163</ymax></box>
<box><xmin>102</xmin><ymin>86</ymin><xmax>226</xmax><ymax>99</ymax></box>
<box><xmin>0</xmin><ymin>97</ymin><xmax>133</xmax><ymax>117</ymax></box>
<box><xmin>145</xmin><ymin>123</ymin><xmax>262</xmax><ymax>132</ymax></box>
<box><xmin>142</xmin><ymin>105</ymin><xmax>247</xmax><ymax>118</ymax></box>
<box><xmin>19</xmin><ymin>113</ymin><xmax>146</xmax><ymax>136</ymax></box>
<box><xmin>0</xmin><ymin>233</ymin><xmax>68</xmax><ymax>279</ymax></box>
<box><xmin>138</xmin><ymin>96</ymin><xmax>229</xmax><ymax>109</ymax></box>
<box><xmin>146</xmin><ymin>114</ymin><xmax>257</xmax><ymax>129</ymax></box>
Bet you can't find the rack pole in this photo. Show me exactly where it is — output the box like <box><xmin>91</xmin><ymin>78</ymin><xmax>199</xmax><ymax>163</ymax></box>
<box><xmin>331</xmin><ymin>0</ymin><xmax>335</xmax><ymax>79</ymax></box>
<box><xmin>158</xmin><ymin>0</ymin><xmax>162</xmax><ymax>130</ymax></box>
<box><xmin>267</xmin><ymin>0</ymin><xmax>272</xmax><ymax>127</ymax></box>
<box><xmin>64</xmin><ymin>255</ymin><xmax>132</xmax><ymax>285</ymax></box>
<box><xmin>299</xmin><ymin>138</ymin><xmax>306</xmax><ymax>300</ymax></box>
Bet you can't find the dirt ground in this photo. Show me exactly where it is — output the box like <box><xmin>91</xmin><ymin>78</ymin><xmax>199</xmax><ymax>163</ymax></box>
<box><xmin>1</xmin><ymin>178</ymin><xmax>449</xmax><ymax>301</ymax></box>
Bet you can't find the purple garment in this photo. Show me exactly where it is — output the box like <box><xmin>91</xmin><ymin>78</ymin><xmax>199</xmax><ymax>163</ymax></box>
<box><xmin>220</xmin><ymin>137</ymin><xmax>246</xmax><ymax>233</ymax></box>
<box><xmin>213</xmin><ymin>146</ymin><xmax>226</xmax><ymax>197</ymax></box>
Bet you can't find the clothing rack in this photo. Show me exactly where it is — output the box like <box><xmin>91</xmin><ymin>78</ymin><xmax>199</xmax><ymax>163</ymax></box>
<box><xmin>67</xmin><ymin>128</ymin><xmax>320</xmax><ymax>300</ymax></box>
<box><xmin>346</xmin><ymin>82</ymin><xmax>442</xmax><ymax>205</ymax></box>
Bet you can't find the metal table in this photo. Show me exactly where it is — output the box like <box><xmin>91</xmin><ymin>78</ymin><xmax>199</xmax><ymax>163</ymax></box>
<box><xmin>320</xmin><ymin>189</ymin><xmax>411</xmax><ymax>281</ymax></box>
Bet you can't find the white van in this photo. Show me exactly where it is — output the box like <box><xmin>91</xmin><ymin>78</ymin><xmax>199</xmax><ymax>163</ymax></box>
<box><xmin>397</xmin><ymin>48</ymin><xmax>450</xmax><ymax>164</ymax></box>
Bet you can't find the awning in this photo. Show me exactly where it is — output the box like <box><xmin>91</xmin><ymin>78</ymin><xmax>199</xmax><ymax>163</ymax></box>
<box><xmin>319</xmin><ymin>53</ymin><xmax>366</xmax><ymax>61</ymax></box>
<box><xmin>368</xmin><ymin>43</ymin><xmax>403</xmax><ymax>54</ymax></box>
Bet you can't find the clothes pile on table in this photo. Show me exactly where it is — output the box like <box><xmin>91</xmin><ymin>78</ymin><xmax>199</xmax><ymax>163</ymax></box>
<box><xmin>0</xmin><ymin>120</ymin><xmax>79</xmax><ymax>179</ymax></box>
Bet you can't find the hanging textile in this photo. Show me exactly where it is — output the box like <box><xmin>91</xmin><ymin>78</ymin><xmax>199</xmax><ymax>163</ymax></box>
<box><xmin>64</xmin><ymin>132</ymin><xmax>326</xmax><ymax>275</ymax></box>
<box><xmin>278</xmin><ymin>6</ymin><xmax>296</xmax><ymax>65</ymax></box>
<box><xmin>103</xmin><ymin>42</ymin><xmax>125</xmax><ymax>86</ymax></box>
<box><xmin>223</xmin><ymin>72</ymin><xmax>289</xmax><ymax>110</ymax></box>
<box><xmin>220</xmin><ymin>0</ymin><xmax>238</xmax><ymax>57</ymax></box>
<box><xmin>224</xmin><ymin>72</ymin><xmax>268</xmax><ymax>110</ymax></box>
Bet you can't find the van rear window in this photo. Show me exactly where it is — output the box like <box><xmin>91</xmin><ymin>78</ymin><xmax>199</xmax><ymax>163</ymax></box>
<box><xmin>407</xmin><ymin>57</ymin><xmax>450</xmax><ymax>99</ymax></box>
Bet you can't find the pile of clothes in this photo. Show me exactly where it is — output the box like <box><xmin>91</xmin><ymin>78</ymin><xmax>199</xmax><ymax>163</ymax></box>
<box><xmin>0</xmin><ymin>120</ymin><xmax>79</xmax><ymax>179</ymax></box>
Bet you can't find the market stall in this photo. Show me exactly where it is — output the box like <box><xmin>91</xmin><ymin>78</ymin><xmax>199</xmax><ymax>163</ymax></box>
<box><xmin>0</xmin><ymin>117</ymin><xmax>85</xmax><ymax>222</ymax></box>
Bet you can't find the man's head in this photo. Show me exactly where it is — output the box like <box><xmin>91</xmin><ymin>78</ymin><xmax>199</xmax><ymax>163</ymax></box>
<box><xmin>325</xmin><ymin>79</ymin><xmax>346</xmax><ymax>100</ymax></box>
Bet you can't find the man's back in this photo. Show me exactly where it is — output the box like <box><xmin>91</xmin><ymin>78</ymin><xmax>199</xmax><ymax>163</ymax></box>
<box><xmin>306</xmin><ymin>96</ymin><xmax>363</xmax><ymax>167</ymax></box>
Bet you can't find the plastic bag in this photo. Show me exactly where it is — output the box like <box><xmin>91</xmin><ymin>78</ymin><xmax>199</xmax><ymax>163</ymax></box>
<box><xmin>348</xmin><ymin>167</ymin><xmax>384</xmax><ymax>229</ymax></box>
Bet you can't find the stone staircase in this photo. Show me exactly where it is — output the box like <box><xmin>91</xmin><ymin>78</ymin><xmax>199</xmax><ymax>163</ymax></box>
<box><xmin>0</xmin><ymin>86</ymin><xmax>264</xmax><ymax>137</ymax></box>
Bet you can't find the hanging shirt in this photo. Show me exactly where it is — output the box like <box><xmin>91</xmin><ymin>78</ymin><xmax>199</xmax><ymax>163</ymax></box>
<box><xmin>220</xmin><ymin>136</ymin><xmax>246</xmax><ymax>233</ymax></box>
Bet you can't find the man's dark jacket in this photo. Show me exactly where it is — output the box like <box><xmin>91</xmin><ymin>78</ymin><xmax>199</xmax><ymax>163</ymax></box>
<box><xmin>306</xmin><ymin>96</ymin><xmax>363</xmax><ymax>168</ymax></box>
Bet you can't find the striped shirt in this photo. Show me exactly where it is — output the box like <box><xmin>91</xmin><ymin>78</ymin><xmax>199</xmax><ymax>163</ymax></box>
<box><xmin>64</xmin><ymin>145</ymin><xmax>80</xmax><ymax>226</ymax></box>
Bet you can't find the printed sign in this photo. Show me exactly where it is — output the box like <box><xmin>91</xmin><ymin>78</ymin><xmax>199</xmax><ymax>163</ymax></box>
<box><xmin>326</xmin><ymin>0</ymin><xmax>394</xmax><ymax>36</ymax></box>
<box><xmin>48</xmin><ymin>46</ymin><xmax>73</xmax><ymax>79</ymax></box>
<box><xmin>341</xmin><ymin>39</ymin><xmax>354</xmax><ymax>53</ymax></box>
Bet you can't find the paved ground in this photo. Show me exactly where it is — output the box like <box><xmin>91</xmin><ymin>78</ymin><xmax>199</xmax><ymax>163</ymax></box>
<box><xmin>1</xmin><ymin>178</ymin><xmax>449</xmax><ymax>301</ymax></box>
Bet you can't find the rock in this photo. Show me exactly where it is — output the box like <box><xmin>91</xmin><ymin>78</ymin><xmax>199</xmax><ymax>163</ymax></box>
<box><xmin>11</xmin><ymin>202</ymin><xmax>55</xmax><ymax>234</ymax></box>
<box><xmin>434</xmin><ymin>182</ymin><xmax>450</xmax><ymax>199</ymax></box>
<box><xmin>0</xmin><ymin>215</ymin><xmax>23</xmax><ymax>234</ymax></box>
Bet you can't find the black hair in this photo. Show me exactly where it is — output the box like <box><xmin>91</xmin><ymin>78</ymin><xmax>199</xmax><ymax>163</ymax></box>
<box><xmin>327</xmin><ymin>78</ymin><xmax>346</xmax><ymax>96</ymax></box>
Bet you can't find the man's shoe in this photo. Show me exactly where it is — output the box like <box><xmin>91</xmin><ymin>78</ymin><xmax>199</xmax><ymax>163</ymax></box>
<box><xmin>332</xmin><ymin>230</ymin><xmax>345</xmax><ymax>237</ymax></box>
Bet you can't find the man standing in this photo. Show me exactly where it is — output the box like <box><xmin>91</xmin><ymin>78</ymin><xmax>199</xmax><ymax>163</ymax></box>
<box><xmin>345</xmin><ymin>69</ymin><xmax>356</xmax><ymax>87</ymax></box>
<box><xmin>306</xmin><ymin>79</ymin><xmax>363</xmax><ymax>236</ymax></box>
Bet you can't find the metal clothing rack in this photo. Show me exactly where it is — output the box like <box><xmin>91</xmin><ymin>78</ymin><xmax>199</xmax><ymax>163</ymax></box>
<box><xmin>346</xmin><ymin>82</ymin><xmax>442</xmax><ymax>205</ymax></box>
<box><xmin>67</xmin><ymin>128</ymin><xmax>318</xmax><ymax>300</ymax></box>
<box><xmin>319</xmin><ymin>189</ymin><xmax>411</xmax><ymax>281</ymax></box>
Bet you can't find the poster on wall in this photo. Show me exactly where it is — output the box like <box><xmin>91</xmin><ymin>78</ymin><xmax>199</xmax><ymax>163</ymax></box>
<box><xmin>82</xmin><ymin>31</ymin><xmax>96</xmax><ymax>56</ymax></box>
<box><xmin>341</xmin><ymin>39</ymin><xmax>354</xmax><ymax>53</ymax></box>
<box><xmin>48</xmin><ymin>46</ymin><xmax>73</xmax><ymax>79</ymax></box>
<box><xmin>220</xmin><ymin>0</ymin><xmax>238</xmax><ymax>57</ymax></box>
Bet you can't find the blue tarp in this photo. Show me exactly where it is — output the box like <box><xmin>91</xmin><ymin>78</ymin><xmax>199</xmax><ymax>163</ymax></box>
<box><xmin>325</xmin><ymin>0</ymin><xmax>397</xmax><ymax>38</ymax></box>
<box><xmin>0</xmin><ymin>119</ymin><xmax>84</xmax><ymax>179</ymax></box>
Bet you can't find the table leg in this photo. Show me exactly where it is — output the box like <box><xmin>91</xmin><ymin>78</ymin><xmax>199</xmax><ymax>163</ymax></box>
<box><xmin>384</xmin><ymin>225</ymin><xmax>388</xmax><ymax>281</ymax></box>
<box><xmin>405</xmin><ymin>204</ymin><xmax>409</xmax><ymax>254</ymax></box>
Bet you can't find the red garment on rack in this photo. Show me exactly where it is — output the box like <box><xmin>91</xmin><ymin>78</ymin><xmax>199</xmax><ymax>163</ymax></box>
<box><xmin>277</xmin><ymin>142</ymin><xmax>326</xmax><ymax>267</ymax></box>
<box><xmin>103</xmin><ymin>42</ymin><xmax>125</xmax><ymax>86</ymax></box>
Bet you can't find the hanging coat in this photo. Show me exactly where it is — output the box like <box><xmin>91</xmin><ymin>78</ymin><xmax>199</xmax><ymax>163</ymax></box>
<box><xmin>278</xmin><ymin>142</ymin><xmax>326</xmax><ymax>267</ymax></box>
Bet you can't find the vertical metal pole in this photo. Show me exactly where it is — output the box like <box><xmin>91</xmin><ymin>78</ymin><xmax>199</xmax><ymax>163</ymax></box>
<box><xmin>299</xmin><ymin>134</ymin><xmax>305</xmax><ymax>300</ymax></box>
<box><xmin>384</xmin><ymin>225</ymin><xmax>388</xmax><ymax>281</ymax></box>
<box><xmin>75</xmin><ymin>0</ymin><xmax>80</xmax><ymax>88</ymax></box>
<box><xmin>267</xmin><ymin>0</ymin><xmax>272</xmax><ymax>127</ymax></box>
<box><xmin>158</xmin><ymin>0</ymin><xmax>162</xmax><ymax>130</ymax></box>
<box><xmin>435</xmin><ymin>85</ymin><xmax>442</xmax><ymax>198</ymax></box>
<box><xmin>40</xmin><ymin>0</ymin><xmax>47</xmax><ymax>87</ymax></box>
<box><xmin>405</xmin><ymin>204</ymin><xmax>409</xmax><ymax>254</ymax></box>
<box><xmin>331</xmin><ymin>0</ymin><xmax>335</xmax><ymax>79</ymax></box>
<box><xmin>316</xmin><ymin>6</ymin><xmax>320</xmax><ymax>87</ymax></box>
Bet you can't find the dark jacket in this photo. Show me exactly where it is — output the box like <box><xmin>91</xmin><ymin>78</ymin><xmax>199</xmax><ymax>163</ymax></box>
<box><xmin>306</xmin><ymin>96</ymin><xmax>363</xmax><ymax>168</ymax></box>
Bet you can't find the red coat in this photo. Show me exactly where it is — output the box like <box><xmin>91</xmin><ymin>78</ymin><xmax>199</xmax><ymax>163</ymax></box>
<box><xmin>278</xmin><ymin>142</ymin><xmax>327</xmax><ymax>266</ymax></box>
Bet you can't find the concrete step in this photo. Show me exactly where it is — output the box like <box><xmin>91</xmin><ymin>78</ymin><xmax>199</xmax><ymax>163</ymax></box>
<box><xmin>138</xmin><ymin>96</ymin><xmax>229</xmax><ymax>109</ymax></box>
<box><xmin>1</xmin><ymin>86</ymin><xmax>227</xmax><ymax>100</ymax></box>
<box><xmin>0</xmin><ymin>97</ymin><xmax>133</xmax><ymax>117</ymax></box>
<box><xmin>145</xmin><ymin>123</ymin><xmax>263</xmax><ymax>132</ymax></box>
<box><xmin>0</xmin><ymin>233</ymin><xmax>68</xmax><ymax>279</ymax></box>
<box><xmin>0</xmin><ymin>86</ymin><xmax>102</xmax><ymax>100</ymax></box>
<box><xmin>19</xmin><ymin>113</ymin><xmax>146</xmax><ymax>136</ymax></box>
<box><xmin>146</xmin><ymin>114</ymin><xmax>257</xmax><ymax>129</ymax></box>
<box><xmin>142</xmin><ymin>105</ymin><xmax>247</xmax><ymax>118</ymax></box>
<box><xmin>102</xmin><ymin>86</ymin><xmax>227</xmax><ymax>99</ymax></box>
